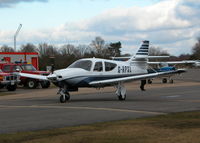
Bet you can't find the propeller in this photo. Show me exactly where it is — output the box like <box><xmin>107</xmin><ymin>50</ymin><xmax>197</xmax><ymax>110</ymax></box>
<box><xmin>47</xmin><ymin>74</ymin><xmax>57</xmax><ymax>82</ymax></box>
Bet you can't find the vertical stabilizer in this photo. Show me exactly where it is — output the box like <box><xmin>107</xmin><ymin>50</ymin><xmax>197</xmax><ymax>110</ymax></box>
<box><xmin>128</xmin><ymin>40</ymin><xmax>150</xmax><ymax>73</ymax></box>
<box><xmin>128</xmin><ymin>40</ymin><xmax>149</xmax><ymax>62</ymax></box>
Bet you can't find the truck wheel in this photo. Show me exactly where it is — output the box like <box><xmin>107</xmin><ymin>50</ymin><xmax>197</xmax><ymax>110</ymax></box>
<box><xmin>7</xmin><ymin>84</ymin><xmax>17</xmax><ymax>91</ymax></box>
<box><xmin>40</xmin><ymin>81</ymin><xmax>50</xmax><ymax>88</ymax></box>
<box><xmin>27</xmin><ymin>79</ymin><xmax>38</xmax><ymax>89</ymax></box>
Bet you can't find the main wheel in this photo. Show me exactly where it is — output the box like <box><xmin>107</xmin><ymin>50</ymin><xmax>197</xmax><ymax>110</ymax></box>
<box><xmin>118</xmin><ymin>94</ymin><xmax>126</xmax><ymax>101</ymax></box>
<box><xmin>162</xmin><ymin>78</ymin><xmax>167</xmax><ymax>83</ymax></box>
<box><xmin>148</xmin><ymin>79</ymin><xmax>152</xmax><ymax>84</ymax></box>
<box><xmin>7</xmin><ymin>84</ymin><xmax>17</xmax><ymax>91</ymax></box>
<box><xmin>40</xmin><ymin>81</ymin><xmax>50</xmax><ymax>88</ymax></box>
<box><xmin>60</xmin><ymin>94</ymin><xmax>70</xmax><ymax>103</ymax></box>
<box><xmin>26</xmin><ymin>79</ymin><xmax>38</xmax><ymax>89</ymax></box>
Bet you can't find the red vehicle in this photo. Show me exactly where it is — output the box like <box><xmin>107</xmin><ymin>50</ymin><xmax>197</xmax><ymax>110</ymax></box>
<box><xmin>0</xmin><ymin>62</ymin><xmax>50</xmax><ymax>89</ymax></box>
<box><xmin>0</xmin><ymin>69</ymin><xmax>20</xmax><ymax>91</ymax></box>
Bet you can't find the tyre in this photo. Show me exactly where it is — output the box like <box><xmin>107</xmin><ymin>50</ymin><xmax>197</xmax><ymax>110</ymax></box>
<box><xmin>162</xmin><ymin>78</ymin><xmax>167</xmax><ymax>83</ymax></box>
<box><xmin>60</xmin><ymin>94</ymin><xmax>70</xmax><ymax>103</ymax></box>
<box><xmin>118</xmin><ymin>94</ymin><xmax>126</xmax><ymax>101</ymax></box>
<box><xmin>7</xmin><ymin>84</ymin><xmax>17</xmax><ymax>91</ymax></box>
<box><xmin>40</xmin><ymin>81</ymin><xmax>50</xmax><ymax>88</ymax></box>
<box><xmin>148</xmin><ymin>79</ymin><xmax>152</xmax><ymax>84</ymax></box>
<box><xmin>26</xmin><ymin>79</ymin><xmax>38</xmax><ymax>89</ymax></box>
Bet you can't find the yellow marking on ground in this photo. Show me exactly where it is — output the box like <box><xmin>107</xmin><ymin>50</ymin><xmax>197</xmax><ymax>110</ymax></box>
<box><xmin>0</xmin><ymin>105</ymin><xmax>165</xmax><ymax>115</ymax></box>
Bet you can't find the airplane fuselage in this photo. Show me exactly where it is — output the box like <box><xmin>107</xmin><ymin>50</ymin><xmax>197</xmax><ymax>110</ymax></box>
<box><xmin>50</xmin><ymin>58</ymin><xmax>148</xmax><ymax>90</ymax></box>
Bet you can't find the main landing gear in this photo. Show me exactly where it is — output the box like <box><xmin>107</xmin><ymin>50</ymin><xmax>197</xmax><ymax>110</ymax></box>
<box><xmin>162</xmin><ymin>78</ymin><xmax>174</xmax><ymax>84</ymax></box>
<box><xmin>58</xmin><ymin>87</ymin><xmax>70</xmax><ymax>103</ymax></box>
<box><xmin>116</xmin><ymin>82</ymin><xmax>126</xmax><ymax>101</ymax></box>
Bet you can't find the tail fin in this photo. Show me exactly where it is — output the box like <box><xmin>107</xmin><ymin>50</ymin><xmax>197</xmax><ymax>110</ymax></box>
<box><xmin>128</xmin><ymin>40</ymin><xmax>149</xmax><ymax>62</ymax></box>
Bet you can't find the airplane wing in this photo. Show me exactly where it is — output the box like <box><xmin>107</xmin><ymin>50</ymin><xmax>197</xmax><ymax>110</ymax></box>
<box><xmin>148</xmin><ymin>60</ymin><xmax>196</xmax><ymax>65</ymax></box>
<box><xmin>112</xmin><ymin>56</ymin><xmax>170</xmax><ymax>60</ymax></box>
<box><xmin>89</xmin><ymin>69</ymin><xmax>186</xmax><ymax>86</ymax></box>
<box><xmin>14</xmin><ymin>72</ymin><xmax>48</xmax><ymax>80</ymax></box>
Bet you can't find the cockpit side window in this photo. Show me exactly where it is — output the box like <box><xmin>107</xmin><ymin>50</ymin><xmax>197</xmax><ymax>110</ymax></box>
<box><xmin>94</xmin><ymin>62</ymin><xmax>103</xmax><ymax>72</ymax></box>
<box><xmin>68</xmin><ymin>60</ymin><xmax>92</xmax><ymax>71</ymax></box>
<box><xmin>105</xmin><ymin>62</ymin><xmax>117</xmax><ymax>71</ymax></box>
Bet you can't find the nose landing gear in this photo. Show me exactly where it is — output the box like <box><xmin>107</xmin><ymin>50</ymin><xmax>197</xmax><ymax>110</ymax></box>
<box><xmin>58</xmin><ymin>88</ymin><xmax>70</xmax><ymax>103</ymax></box>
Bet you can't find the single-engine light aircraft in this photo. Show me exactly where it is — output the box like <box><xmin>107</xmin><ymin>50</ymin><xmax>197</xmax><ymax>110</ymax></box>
<box><xmin>16</xmin><ymin>40</ymin><xmax>185</xmax><ymax>103</ymax></box>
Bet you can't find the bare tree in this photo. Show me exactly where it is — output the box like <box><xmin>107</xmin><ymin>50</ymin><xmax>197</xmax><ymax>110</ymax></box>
<box><xmin>19</xmin><ymin>43</ymin><xmax>37</xmax><ymax>52</ymax></box>
<box><xmin>77</xmin><ymin>44</ymin><xmax>90</xmax><ymax>57</ymax></box>
<box><xmin>38</xmin><ymin>43</ymin><xmax>59</xmax><ymax>56</ymax></box>
<box><xmin>191</xmin><ymin>37</ymin><xmax>200</xmax><ymax>59</ymax></box>
<box><xmin>37</xmin><ymin>43</ymin><xmax>59</xmax><ymax>70</ymax></box>
<box><xmin>60</xmin><ymin>44</ymin><xmax>77</xmax><ymax>55</ymax></box>
<box><xmin>149</xmin><ymin>46</ymin><xmax>169</xmax><ymax>56</ymax></box>
<box><xmin>90</xmin><ymin>36</ymin><xmax>105</xmax><ymax>55</ymax></box>
<box><xmin>0</xmin><ymin>45</ymin><xmax>15</xmax><ymax>52</ymax></box>
<box><xmin>38</xmin><ymin>43</ymin><xmax>48</xmax><ymax>56</ymax></box>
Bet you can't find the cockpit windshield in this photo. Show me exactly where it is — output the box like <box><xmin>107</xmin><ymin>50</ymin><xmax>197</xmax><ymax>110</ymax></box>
<box><xmin>68</xmin><ymin>60</ymin><xmax>92</xmax><ymax>71</ymax></box>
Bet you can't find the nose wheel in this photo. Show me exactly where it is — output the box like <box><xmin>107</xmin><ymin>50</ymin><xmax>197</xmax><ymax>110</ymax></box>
<box><xmin>58</xmin><ymin>88</ymin><xmax>70</xmax><ymax>103</ymax></box>
<box><xmin>118</xmin><ymin>94</ymin><xmax>126</xmax><ymax>100</ymax></box>
<box><xmin>60</xmin><ymin>94</ymin><xmax>70</xmax><ymax>103</ymax></box>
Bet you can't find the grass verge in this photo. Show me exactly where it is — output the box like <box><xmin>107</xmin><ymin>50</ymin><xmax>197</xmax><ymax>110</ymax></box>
<box><xmin>0</xmin><ymin>92</ymin><xmax>15</xmax><ymax>96</ymax></box>
<box><xmin>1</xmin><ymin>111</ymin><xmax>200</xmax><ymax>143</ymax></box>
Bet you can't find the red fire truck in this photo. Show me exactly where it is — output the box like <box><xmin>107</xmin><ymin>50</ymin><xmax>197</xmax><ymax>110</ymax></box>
<box><xmin>0</xmin><ymin>52</ymin><xmax>39</xmax><ymax>69</ymax></box>
<box><xmin>0</xmin><ymin>62</ymin><xmax>50</xmax><ymax>89</ymax></box>
<box><xmin>0</xmin><ymin>69</ymin><xmax>20</xmax><ymax>91</ymax></box>
<box><xmin>0</xmin><ymin>52</ymin><xmax>51</xmax><ymax>89</ymax></box>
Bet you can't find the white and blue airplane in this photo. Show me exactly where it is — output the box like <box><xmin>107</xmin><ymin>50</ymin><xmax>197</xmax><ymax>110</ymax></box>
<box><xmin>17</xmin><ymin>40</ymin><xmax>185</xmax><ymax>103</ymax></box>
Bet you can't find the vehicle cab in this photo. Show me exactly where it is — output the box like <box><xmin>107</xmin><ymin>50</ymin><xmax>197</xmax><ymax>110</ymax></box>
<box><xmin>0</xmin><ymin>69</ymin><xmax>20</xmax><ymax>91</ymax></box>
<box><xmin>0</xmin><ymin>62</ymin><xmax>50</xmax><ymax>89</ymax></box>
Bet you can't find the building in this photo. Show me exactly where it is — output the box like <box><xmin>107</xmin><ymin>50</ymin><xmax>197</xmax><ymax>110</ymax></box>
<box><xmin>0</xmin><ymin>52</ymin><xmax>39</xmax><ymax>70</ymax></box>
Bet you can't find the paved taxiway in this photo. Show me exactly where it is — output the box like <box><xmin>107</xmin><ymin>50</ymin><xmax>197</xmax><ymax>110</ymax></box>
<box><xmin>0</xmin><ymin>69</ymin><xmax>200</xmax><ymax>133</ymax></box>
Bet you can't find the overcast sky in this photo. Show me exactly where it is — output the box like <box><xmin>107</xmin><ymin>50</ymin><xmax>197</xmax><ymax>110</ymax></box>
<box><xmin>0</xmin><ymin>0</ymin><xmax>199</xmax><ymax>56</ymax></box>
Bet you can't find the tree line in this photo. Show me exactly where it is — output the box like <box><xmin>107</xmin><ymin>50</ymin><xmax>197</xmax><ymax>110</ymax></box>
<box><xmin>0</xmin><ymin>37</ymin><xmax>122</xmax><ymax>70</ymax></box>
<box><xmin>1</xmin><ymin>37</ymin><xmax>200</xmax><ymax>70</ymax></box>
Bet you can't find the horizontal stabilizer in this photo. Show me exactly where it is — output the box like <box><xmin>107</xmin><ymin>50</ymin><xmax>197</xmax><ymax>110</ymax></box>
<box><xmin>148</xmin><ymin>56</ymin><xmax>170</xmax><ymax>59</ymax></box>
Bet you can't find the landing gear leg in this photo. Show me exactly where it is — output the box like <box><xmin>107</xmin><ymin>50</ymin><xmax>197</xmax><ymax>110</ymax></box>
<box><xmin>169</xmin><ymin>78</ymin><xmax>174</xmax><ymax>84</ymax></box>
<box><xmin>116</xmin><ymin>82</ymin><xmax>126</xmax><ymax>101</ymax></box>
<box><xmin>140</xmin><ymin>80</ymin><xmax>146</xmax><ymax>91</ymax></box>
<box><xmin>58</xmin><ymin>87</ymin><xmax>70</xmax><ymax>103</ymax></box>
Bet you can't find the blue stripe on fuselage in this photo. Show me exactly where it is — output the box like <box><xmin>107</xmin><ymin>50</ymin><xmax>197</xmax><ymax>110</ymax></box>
<box><xmin>63</xmin><ymin>74</ymin><xmax>144</xmax><ymax>87</ymax></box>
